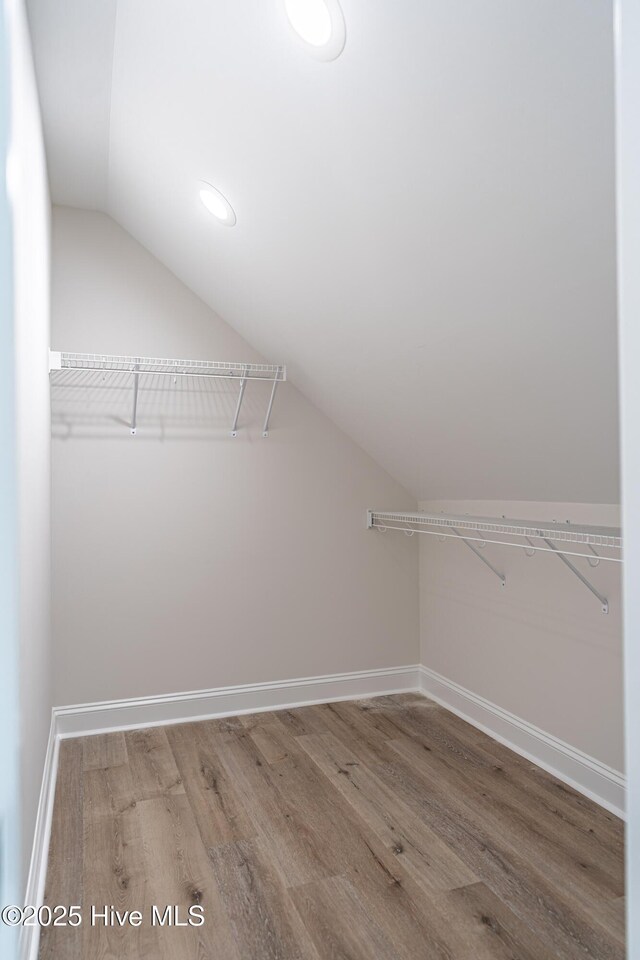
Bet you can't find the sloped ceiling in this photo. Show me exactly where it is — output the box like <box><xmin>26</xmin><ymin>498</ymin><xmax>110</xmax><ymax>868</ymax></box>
<box><xmin>27</xmin><ymin>0</ymin><xmax>619</xmax><ymax>502</ymax></box>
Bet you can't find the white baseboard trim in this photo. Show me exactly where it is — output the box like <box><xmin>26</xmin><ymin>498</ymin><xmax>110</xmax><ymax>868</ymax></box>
<box><xmin>419</xmin><ymin>665</ymin><xmax>626</xmax><ymax>819</ymax></box>
<box><xmin>54</xmin><ymin>665</ymin><xmax>422</xmax><ymax>739</ymax></box>
<box><xmin>21</xmin><ymin>716</ymin><xmax>60</xmax><ymax>960</ymax></box>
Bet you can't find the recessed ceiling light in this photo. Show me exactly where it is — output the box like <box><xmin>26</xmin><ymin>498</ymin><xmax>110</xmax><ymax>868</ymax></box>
<box><xmin>283</xmin><ymin>0</ymin><xmax>346</xmax><ymax>61</ymax></box>
<box><xmin>199</xmin><ymin>182</ymin><xmax>236</xmax><ymax>226</ymax></box>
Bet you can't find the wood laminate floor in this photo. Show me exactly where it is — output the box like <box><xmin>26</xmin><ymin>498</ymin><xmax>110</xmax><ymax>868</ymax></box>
<box><xmin>39</xmin><ymin>694</ymin><xmax>625</xmax><ymax>960</ymax></box>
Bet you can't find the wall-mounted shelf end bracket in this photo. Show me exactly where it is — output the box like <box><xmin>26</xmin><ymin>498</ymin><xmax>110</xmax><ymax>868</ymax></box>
<box><xmin>49</xmin><ymin>350</ymin><xmax>62</xmax><ymax>371</ymax></box>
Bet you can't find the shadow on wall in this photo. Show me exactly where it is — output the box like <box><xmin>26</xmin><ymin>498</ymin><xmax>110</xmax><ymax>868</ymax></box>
<box><xmin>51</xmin><ymin>369</ymin><xmax>276</xmax><ymax>440</ymax></box>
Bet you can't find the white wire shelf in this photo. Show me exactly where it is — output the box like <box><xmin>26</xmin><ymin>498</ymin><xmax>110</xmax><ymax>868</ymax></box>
<box><xmin>367</xmin><ymin>510</ymin><xmax>623</xmax><ymax>614</ymax></box>
<box><xmin>49</xmin><ymin>351</ymin><xmax>286</xmax><ymax>382</ymax></box>
<box><xmin>49</xmin><ymin>350</ymin><xmax>286</xmax><ymax>437</ymax></box>
<box><xmin>367</xmin><ymin>511</ymin><xmax>622</xmax><ymax>553</ymax></box>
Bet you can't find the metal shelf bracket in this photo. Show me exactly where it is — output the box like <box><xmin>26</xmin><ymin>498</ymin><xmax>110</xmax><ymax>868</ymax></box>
<box><xmin>541</xmin><ymin>538</ymin><xmax>609</xmax><ymax>614</ymax></box>
<box><xmin>262</xmin><ymin>374</ymin><xmax>280</xmax><ymax>438</ymax></box>
<box><xmin>130</xmin><ymin>364</ymin><xmax>140</xmax><ymax>436</ymax></box>
<box><xmin>230</xmin><ymin>366</ymin><xmax>248</xmax><ymax>438</ymax></box>
<box><xmin>452</xmin><ymin>527</ymin><xmax>506</xmax><ymax>587</ymax></box>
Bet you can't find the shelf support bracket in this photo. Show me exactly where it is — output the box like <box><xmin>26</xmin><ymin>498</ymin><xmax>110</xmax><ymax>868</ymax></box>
<box><xmin>541</xmin><ymin>538</ymin><xmax>608</xmax><ymax>614</ymax></box>
<box><xmin>230</xmin><ymin>366</ymin><xmax>248</xmax><ymax>438</ymax></box>
<box><xmin>130</xmin><ymin>365</ymin><xmax>140</xmax><ymax>436</ymax></box>
<box><xmin>452</xmin><ymin>527</ymin><xmax>506</xmax><ymax>587</ymax></box>
<box><xmin>262</xmin><ymin>372</ymin><xmax>280</xmax><ymax>438</ymax></box>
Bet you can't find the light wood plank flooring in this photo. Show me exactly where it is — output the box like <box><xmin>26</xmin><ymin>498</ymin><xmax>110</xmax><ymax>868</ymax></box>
<box><xmin>39</xmin><ymin>694</ymin><xmax>625</xmax><ymax>959</ymax></box>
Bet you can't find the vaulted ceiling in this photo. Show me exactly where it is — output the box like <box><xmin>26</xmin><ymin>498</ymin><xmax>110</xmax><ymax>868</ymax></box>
<box><xmin>27</xmin><ymin>0</ymin><xmax>619</xmax><ymax>501</ymax></box>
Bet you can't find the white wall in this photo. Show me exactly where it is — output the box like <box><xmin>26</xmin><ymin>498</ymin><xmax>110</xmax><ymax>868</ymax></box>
<box><xmin>615</xmin><ymin>0</ymin><xmax>640</xmax><ymax>945</ymax></box>
<box><xmin>25</xmin><ymin>0</ymin><xmax>117</xmax><ymax>210</ymax></box>
<box><xmin>50</xmin><ymin>206</ymin><xmax>418</xmax><ymax>707</ymax></box>
<box><xmin>419</xmin><ymin>500</ymin><xmax>623</xmax><ymax>771</ymax></box>
<box><xmin>0</xmin><ymin>2</ymin><xmax>20</xmax><ymax>950</ymax></box>
<box><xmin>7</xmin><ymin>0</ymin><xmax>52</xmax><ymax>889</ymax></box>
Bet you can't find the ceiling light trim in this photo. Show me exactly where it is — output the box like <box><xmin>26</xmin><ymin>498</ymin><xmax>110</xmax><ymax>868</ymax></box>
<box><xmin>283</xmin><ymin>0</ymin><xmax>346</xmax><ymax>61</ymax></box>
<box><xmin>199</xmin><ymin>181</ymin><xmax>237</xmax><ymax>226</ymax></box>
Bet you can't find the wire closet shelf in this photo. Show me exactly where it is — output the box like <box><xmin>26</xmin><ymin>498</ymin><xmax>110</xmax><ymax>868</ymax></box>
<box><xmin>50</xmin><ymin>351</ymin><xmax>286</xmax><ymax>381</ymax></box>
<box><xmin>367</xmin><ymin>511</ymin><xmax>622</xmax><ymax>558</ymax></box>
<box><xmin>367</xmin><ymin>510</ymin><xmax>623</xmax><ymax>614</ymax></box>
<box><xmin>49</xmin><ymin>350</ymin><xmax>287</xmax><ymax>437</ymax></box>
